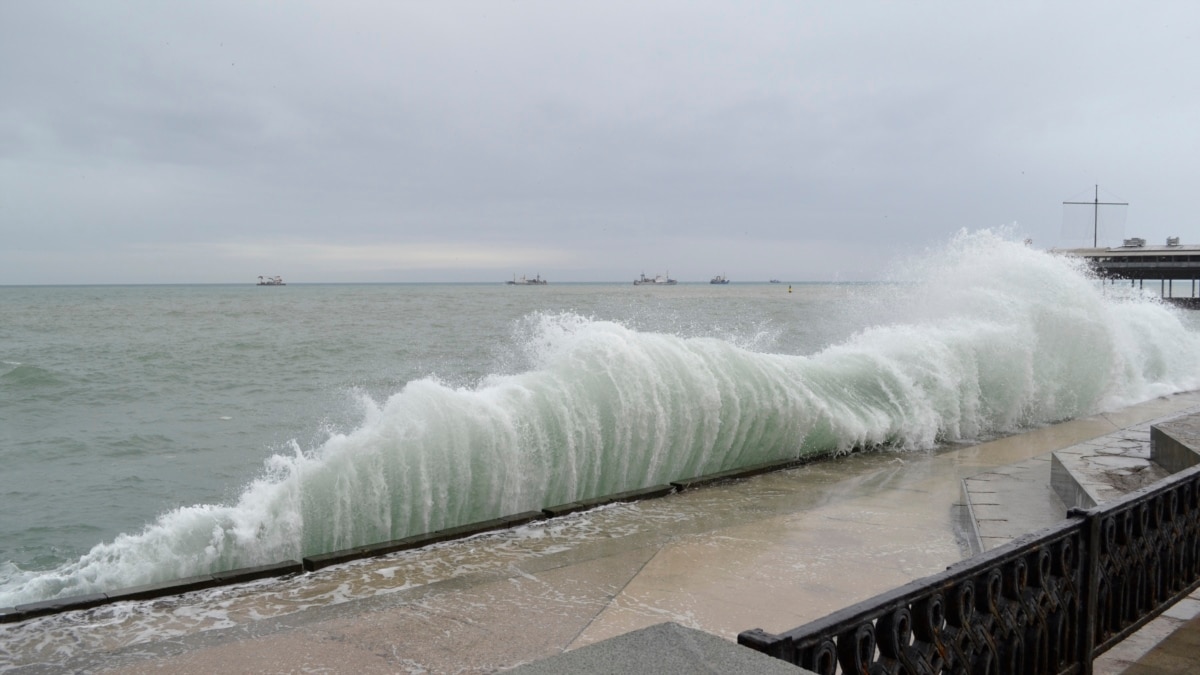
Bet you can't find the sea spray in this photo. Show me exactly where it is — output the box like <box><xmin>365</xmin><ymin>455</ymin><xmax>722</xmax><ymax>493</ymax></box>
<box><xmin>4</xmin><ymin>230</ymin><xmax>1200</xmax><ymax>606</ymax></box>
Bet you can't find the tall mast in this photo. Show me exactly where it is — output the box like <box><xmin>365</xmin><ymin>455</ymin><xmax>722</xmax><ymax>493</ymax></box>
<box><xmin>1064</xmin><ymin>184</ymin><xmax>1128</xmax><ymax>247</ymax></box>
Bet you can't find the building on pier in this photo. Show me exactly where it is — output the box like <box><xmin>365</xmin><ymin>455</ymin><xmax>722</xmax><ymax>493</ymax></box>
<box><xmin>1057</xmin><ymin>237</ymin><xmax>1200</xmax><ymax>307</ymax></box>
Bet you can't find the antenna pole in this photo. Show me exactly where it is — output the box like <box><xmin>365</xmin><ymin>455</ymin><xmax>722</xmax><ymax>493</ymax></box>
<box><xmin>1063</xmin><ymin>184</ymin><xmax>1128</xmax><ymax>248</ymax></box>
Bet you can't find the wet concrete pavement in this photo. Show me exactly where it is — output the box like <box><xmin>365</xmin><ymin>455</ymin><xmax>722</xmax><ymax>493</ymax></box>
<box><xmin>9</xmin><ymin>392</ymin><xmax>1200</xmax><ymax>674</ymax></box>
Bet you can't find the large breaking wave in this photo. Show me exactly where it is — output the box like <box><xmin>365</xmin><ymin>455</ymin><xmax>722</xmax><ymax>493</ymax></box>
<box><xmin>4</xmin><ymin>230</ymin><xmax>1200</xmax><ymax>605</ymax></box>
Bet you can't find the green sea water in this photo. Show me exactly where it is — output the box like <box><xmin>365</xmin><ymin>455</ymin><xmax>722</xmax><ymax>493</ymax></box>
<box><xmin>3</xmin><ymin>232</ymin><xmax>1200</xmax><ymax>608</ymax></box>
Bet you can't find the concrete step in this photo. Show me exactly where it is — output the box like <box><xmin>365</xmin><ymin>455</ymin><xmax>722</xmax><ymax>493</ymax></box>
<box><xmin>1051</xmin><ymin>421</ymin><xmax>1170</xmax><ymax>509</ymax></box>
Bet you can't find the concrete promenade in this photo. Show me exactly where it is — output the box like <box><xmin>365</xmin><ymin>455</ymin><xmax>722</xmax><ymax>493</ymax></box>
<box><xmin>12</xmin><ymin>392</ymin><xmax>1200</xmax><ymax>673</ymax></box>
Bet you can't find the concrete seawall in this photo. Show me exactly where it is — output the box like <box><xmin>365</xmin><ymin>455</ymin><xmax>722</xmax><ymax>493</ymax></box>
<box><xmin>1</xmin><ymin>458</ymin><xmax>820</xmax><ymax>624</ymax></box>
<box><xmin>2</xmin><ymin>561</ymin><xmax>305</xmax><ymax>623</ymax></box>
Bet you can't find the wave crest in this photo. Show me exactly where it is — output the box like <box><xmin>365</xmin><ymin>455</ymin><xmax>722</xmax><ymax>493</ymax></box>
<box><xmin>4</xmin><ymin>231</ymin><xmax>1199</xmax><ymax>605</ymax></box>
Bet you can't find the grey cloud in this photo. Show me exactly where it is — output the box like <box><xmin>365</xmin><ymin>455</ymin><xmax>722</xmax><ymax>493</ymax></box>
<box><xmin>2</xmin><ymin>2</ymin><xmax>1199</xmax><ymax>283</ymax></box>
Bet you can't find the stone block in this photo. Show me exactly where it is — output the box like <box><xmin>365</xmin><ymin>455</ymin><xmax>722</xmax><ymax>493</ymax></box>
<box><xmin>104</xmin><ymin>573</ymin><xmax>221</xmax><ymax>603</ymax></box>
<box><xmin>670</xmin><ymin>459</ymin><xmax>797</xmax><ymax>490</ymax></box>
<box><xmin>1152</xmin><ymin>415</ymin><xmax>1200</xmax><ymax>474</ymax></box>
<box><xmin>14</xmin><ymin>592</ymin><xmax>109</xmax><ymax>619</ymax></box>
<box><xmin>542</xmin><ymin>485</ymin><xmax>673</xmax><ymax>519</ymax></box>
<box><xmin>593</xmin><ymin>484</ymin><xmax>674</xmax><ymax>504</ymax></box>
<box><xmin>501</xmin><ymin>510</ymin><xmax>547</xmax><ymax>527</ymax></box>
<box><xmin>303</xmin><ymin>515</ymin><xmax>527</xmax><ymax>571</ymax></box>
<box><xmin>1051</xmin><ymin>451</ymin><xmax>1099</xmax><ymax>509</ymax></box>
<box><xmin>541</xmin><ymin>501</ymin><xmax>586</xmax><ymax>518</ymax></box>
<box><xmin>212</xmin><ymin>560</ymin><xmax>303</xmax><ymax>585</ymax></box>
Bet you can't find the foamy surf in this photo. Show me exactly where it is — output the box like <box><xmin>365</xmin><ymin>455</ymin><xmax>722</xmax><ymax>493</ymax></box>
<box><xmin>3</xmin><ymin>230</ymin><xmax>1199</xmax><ymax>607</ymax></box>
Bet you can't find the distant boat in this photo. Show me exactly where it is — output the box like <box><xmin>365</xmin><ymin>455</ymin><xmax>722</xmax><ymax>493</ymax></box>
<box><xmin>634</xmin><ymin>272</ymin><xmax>676</xmax><ymax>285</ymax></box>
<box><xmin>769</xmin><ymin>279</ymin><xmax>782</xmax><ymax>284</ymax></box>
<box><xmin>507</xmin><ymin>274</ymin><xmax>547</xmax><ymax>285</ymax></box>
<box><xmin>710</xmin><ymin>274</ymin><xmax>730</xmax><ymax>285</ymax></box>
<box><xmin>257</xmin><ymin>275</ymin><xmax>285</xmax><ymax>286</ymax></box>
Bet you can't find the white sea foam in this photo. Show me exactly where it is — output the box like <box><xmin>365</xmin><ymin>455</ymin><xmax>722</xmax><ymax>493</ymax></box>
<box><xmin>3</xmin><ymin>230</ymin><xmax>1199</xmax><ymax>607</ymax></box>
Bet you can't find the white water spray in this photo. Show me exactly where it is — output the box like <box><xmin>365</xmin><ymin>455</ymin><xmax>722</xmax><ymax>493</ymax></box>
<box><xmin>4</xmin><ymin>230</ymin><xmax>1199</xmax><ymax>605</ymax></box>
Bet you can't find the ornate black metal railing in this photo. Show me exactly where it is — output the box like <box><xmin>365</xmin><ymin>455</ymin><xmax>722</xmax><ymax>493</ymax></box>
<box><xmin>738</xmin><ymin>461</ymin><xmax>1200</xmax><ymax>675</ymax></box>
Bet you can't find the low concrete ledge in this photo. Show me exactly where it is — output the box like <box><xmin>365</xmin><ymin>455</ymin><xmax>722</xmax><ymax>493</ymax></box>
<box><xmin>605</xmin><ymin>483</ymin><xmax>674</xmax><ymax>502</ymax></box>
<box><xmin>303</xmin><ymin>512</ymin><xmax>546</xmax><ymax>572</ymax></box>
<box><xmin>501</xmin><ymin>510</ymin><xmax>546</xmax><ymax>527</ymax></box>
<box><xmin>670</xmin><ymin>459</ymin><xmax>802</xmax><ymax>491</ymax></box>
<box><xmin>6</xmin><ymin>453</ymin><xmax>831</xmax><ymax>621</ymax></box>
<box><xmin>540</xmin><ymin>501</ymin><xmax>586</xmax><ymax>518</ymax></box>
<box><xmin>1152</xmin><ymin>415</ymin><xmax>1200</xmax><ymax>473</ymax></box>
<box><xmin>12</xmin><ymin>592</ymin><xmax>109</xmax><ymax>621</ymax></box>
<box><xmin>2</xmin><ymin>560</ymin><xmax>307</xmax><ymax>624</ymax></box>
<box><xmin>541</xmin><ymin>484</ymin><xmax>674</xmax><ymax>519</ymax></box>
<box><xmin>302</xmin><ymin>530</ymin><xmax>472</xmax><ymax>572</ymax></box>
<box><xmin>416</xmin><ymin>518</ymin><xmax>528</xmax><ymax>546</ymax></box>
<box><xmin>213</xmin><ymin>560</ymin><xmax>302</xmax><ymax>584</ymax></box>
<box><xmin>104</xmin><ymin>573</ymin><xmax>222</xmax><ymax>604</ymax></box>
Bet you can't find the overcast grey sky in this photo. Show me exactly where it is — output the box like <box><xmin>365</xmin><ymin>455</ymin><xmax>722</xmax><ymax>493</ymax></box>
<box><xmin>2</xmin><ymin>2</ymin><xmax>1197</xmax><ymax>284</ymax></box>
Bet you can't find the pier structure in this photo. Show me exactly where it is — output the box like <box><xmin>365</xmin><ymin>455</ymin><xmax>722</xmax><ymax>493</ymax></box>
<box><xmin>1058</xmin><ymin>239</ymin><xmax>1200</xmax><ymax>307</ymax></box>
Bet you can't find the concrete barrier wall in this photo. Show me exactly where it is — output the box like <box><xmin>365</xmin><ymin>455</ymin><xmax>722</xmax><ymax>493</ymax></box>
<box><xmin>2</xmin><ymin>561</ymin><xmax>305</xmax><ymax>623</ymax></box>
<box><xmin>301</xmin><ymin>512</ymin><xmax>546</xmax><ymax>572</ymax></box>
<box><xmin>0</xmin><ymin>452</ymin><xmax>830</xmax><ymax>624</ymax></box>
